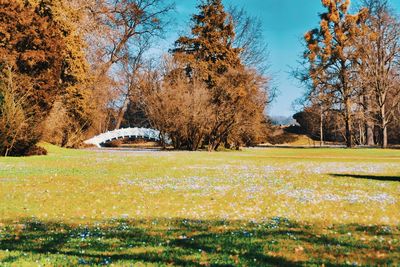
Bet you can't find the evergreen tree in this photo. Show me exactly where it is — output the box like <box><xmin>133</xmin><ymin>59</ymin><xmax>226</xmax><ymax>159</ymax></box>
<box><xmin>173</xmin><ymin>0</ymin><xmax>242</xmax><ymax>87</ymax></box>
<box><xmin>167</xmin><ymin>0</ymin><xmax>268</xmax><ymax>150</ymax></box>
<box><xmin>40</xmin><ymin>0</ymin><xmax>94</xmax><ymax>147</ymax></box>
<box><xmin>0</xmin><ymin>0</ymin><xmax>65</xmax><ymax>115</ymax></box>
<box><xmin>0</xmin><ymin>0</ymin><xmax>93</xmax><ymax>153</ymax></box>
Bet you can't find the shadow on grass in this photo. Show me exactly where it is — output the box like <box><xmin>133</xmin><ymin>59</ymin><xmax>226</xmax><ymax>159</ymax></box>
<box><xmin>330</xmin><ymin>173</ymin><xmax>400</xmax><ymax>182</ymax></box>
<box><xmin>0</xmin><ymin>218</ymin><xmax>399</xmax><ymax>266</ymax></box>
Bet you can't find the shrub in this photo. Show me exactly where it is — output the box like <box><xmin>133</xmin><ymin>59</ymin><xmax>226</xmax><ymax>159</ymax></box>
<box><xmin>0</xmin><ymin>66</ymin><xmax>44</xmax><ymax>156</ymax></box>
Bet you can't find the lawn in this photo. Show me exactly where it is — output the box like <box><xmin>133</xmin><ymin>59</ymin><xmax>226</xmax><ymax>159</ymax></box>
<box><xmin>0</xmin><ymin>145</ymin><xmax>400</xmax><ymax>266</ymax></box>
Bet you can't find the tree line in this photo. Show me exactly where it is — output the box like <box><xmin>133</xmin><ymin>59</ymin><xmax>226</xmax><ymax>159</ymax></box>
<box><xmin>0</xmin><ymin>0</ymin><xmax>270</xmax><ymax>155</ymax></box>
<box><xmin>2</xmin><ymin>0</ymin><xmax>398</xmax><ymax>156</ymax></box>
<box><xmin>296</xmin><ymin>0</ymin><xmax>400</xmax><ymax>148</ymax></box>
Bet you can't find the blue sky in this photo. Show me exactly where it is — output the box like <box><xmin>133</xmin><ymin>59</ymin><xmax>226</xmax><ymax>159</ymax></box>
<box><xmin>160</xmin><ymin>0</ymin><xmax>400</xmax><ymax>117</ymax></box>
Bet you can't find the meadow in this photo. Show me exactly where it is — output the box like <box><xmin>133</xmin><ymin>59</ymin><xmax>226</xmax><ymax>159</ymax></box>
<box><xmin>0</xmin><ymin>144</ymin><xmax>400</xmax><ymax>266</ymax></box>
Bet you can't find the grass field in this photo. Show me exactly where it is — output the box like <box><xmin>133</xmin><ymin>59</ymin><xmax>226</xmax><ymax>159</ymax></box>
<box><xmin>0</xmin><ymin>144</ymin><xmax>400</xmax><ymax>266</ymax></box>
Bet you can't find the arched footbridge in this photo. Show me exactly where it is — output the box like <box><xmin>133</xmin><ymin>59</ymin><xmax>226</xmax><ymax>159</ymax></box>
<box><xmin>84</xmin><ymin>127</ymin><xmax>164</xmax><ymax>148</ymax></box>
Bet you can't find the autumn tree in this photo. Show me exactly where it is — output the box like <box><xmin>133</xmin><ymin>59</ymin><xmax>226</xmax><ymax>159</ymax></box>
<box><xmin>293</xmin><ymin>105</ymin><xmax>346</xmax><ymax>144</ymax></box>
<box><xmin>38</xmin><ymin>0</ymin><xmax>94</xmax><ymax>147</ymax></box>
<box><xmin>0</xmin><ymin>0</ymin><xmax>95</xmax><ymax>152</ymax></box>
<box><xmin>84</xmin><ymin>0</ymin><xmax>173</xmax><ymax>74</ymax></box>
<box><xmin>120</xmin><ymin>58</ymin><xmax>153</xmax><ymax>129</ymax></box>
<box><xmin>0</xmin><ymin>1</ymin><xmax>66</xmax><ymax>155</ymax></box>
<box><xmin>0</xmin><ymin>65</ymin><xmax>45</xmax><ymax>156</ymax></box>
<box><xmin>172</xmin><ymin>0</ymin><xmax>269</xmax><ymax>151</ymax></box>
<box><xmin>220</xmin><ymin>69</ymin><xmax>269</xmax><ymax>148</ymax></box>
<box><xmin>299</xmin><ymin>0</ymin><xmax>400</xmax><ymax>148</ymax></box>
<box><xmin>173</xmin><ymin>0</ymin><xmax>241</xmax><ymax>84</ymax></box>
<box><xmin>304</xmin><ymin>0</ymin><xmax>369</xmax><ymax>147</ymax></box>
<box><xmin>356</xmin><ymin>0</ymin><xmax>400</xmax><ymax>148</ymax></box>
<box><xmin>0</xmin><ymin>0</ymin><xmax>65</xmax><ymax>115</ymax></box>
<box><xmin>113</xmin><ymin>44</ymin><xmax>149</xmax><ymax>130</ymax></box>
<box><xmin>141</xmin><ymin>58</ymin><xmax>214</xmax><ymax>150</ymax></box>
<box><xmin>79</xmin><ymin>0</ymin><xmax>174</xmax><ymax>132</ymax></box>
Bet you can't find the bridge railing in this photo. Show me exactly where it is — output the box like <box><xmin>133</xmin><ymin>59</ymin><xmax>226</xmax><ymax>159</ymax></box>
<box><xmin>84</xmin><ymin>127</ymin><xmax>163</xmax><ymax>148</ymax></box>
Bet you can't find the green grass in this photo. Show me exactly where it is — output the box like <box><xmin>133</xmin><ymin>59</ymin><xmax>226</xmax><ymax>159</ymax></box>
<box><xmin>0</xmin><ymin>144</ymin><xmax>400</xmax><ymax>266</ymax></box>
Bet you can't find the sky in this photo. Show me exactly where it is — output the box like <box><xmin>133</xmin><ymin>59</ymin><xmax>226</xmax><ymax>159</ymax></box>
<box><xmin>159</xmin><ymin>0</ymin><xmax>400</xmax><ymax>117</ymax></box>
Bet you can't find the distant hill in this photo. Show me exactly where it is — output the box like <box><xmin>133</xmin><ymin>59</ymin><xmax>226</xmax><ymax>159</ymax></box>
<box><xmin>270</xmin><ymin>115</ymin><xmax>297</xmax><ymax>126</ymax></box>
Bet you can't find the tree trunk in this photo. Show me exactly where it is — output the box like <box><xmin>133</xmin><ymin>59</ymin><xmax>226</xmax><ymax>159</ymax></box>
<box><xmin>366</xmin><ymin>120</ymin><xmax>375</xmax><ymax>146</ymax></box>
<box><xmin>114</xmin><ymin>96</ymin><xmax>130</xmax><ymax>130</ymax></box>
<box><xmin>207</xmin><ymin>143</ymin><xmax>214</xmax><ymax>152</ymax></box>
<box><xmin>344</xmin><ymin>96</ymin><xmax>353</xmax><ymax>148</ymax></box>
<box><xmin>159</xmin><ymin>133</ymin><xmax>166</xmax><ymax>149</ymax></box>
<box><xmin>381</xmin><ymin>104</ymin><xmax>388</xmax><ymax>149</ymax></box>
<box><xmin>208</xmin><ymin>140</ymin><xmax>219</xmax><ymax>152</ymax></box>
<box><xmin>320</xmin><ymin>109</ymin><xmax>324</xmax><ymax>147</ymax></box>
<box><xmin>364</xmin><ymin>94</ymin><xmax>375</xmax><ymax>146</ymax></box>
<box><xmin>364</xmin><ymin>110</ymin><xmax>372</xmax><ymax>146</ymax></box>
<box><xmin>358</xmin><ymin>122</ymin><xmax>363</xmax><ymax>146</ymax></box>
<box><xmin>382</xmin><ymin>126</ymin><xmax>388</xmax><ymax>149</ymax></box>
<box><xmin>61</xmin><ymin>131</ymin><xmax>69</xmax><ymax>148</ymax></box>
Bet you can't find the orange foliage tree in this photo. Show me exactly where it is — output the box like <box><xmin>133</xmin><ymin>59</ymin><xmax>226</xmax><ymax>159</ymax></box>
<box><xmin>0</xmin><ymin>0</ymin><xmax>93</xmax><ymax>153</ymax></box>
<box><xmin>170</xmin><ymin>0</ymin><xmax>269</xmax><ymax>150</ymax></box>
<box><xmin>304</xmin><ymin>0</ymin><xmax>368</xmax><ymax>147</ymax></box>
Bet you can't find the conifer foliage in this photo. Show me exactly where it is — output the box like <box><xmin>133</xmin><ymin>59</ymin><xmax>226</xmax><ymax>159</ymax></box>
<box><xmin>0</xmin><ymin>0</ymin><xmax>91</xmax><ymax>155</ymax></box>
<box><xmin>0</xmin><ymin>0</ymin><xmax>64</xmax><ymax>114</ymax></box>
<box><xmin>173</xmin><ymin>0</ymin><xmax>242</xmax><ymax>85</ymax></box>
<box><xmin>147</xmin><ymin>0</ymin><xmax>269</xmax><ymax>151</ymax></box>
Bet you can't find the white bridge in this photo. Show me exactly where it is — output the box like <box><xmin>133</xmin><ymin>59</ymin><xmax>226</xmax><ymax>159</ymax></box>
<box><xmin>84</xmin><ymin>127</ymin><xmax>162</xmax><ymax>148</ymax></box>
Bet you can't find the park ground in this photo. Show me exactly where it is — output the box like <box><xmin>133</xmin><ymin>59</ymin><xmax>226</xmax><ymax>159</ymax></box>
<box><xmin>0</xmin><ymin>144</ymin><xmax>400</xmax><ymax>266</ymax></box>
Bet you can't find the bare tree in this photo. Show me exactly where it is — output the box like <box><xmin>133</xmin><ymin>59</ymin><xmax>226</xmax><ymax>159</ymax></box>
<box><xmin>77</xmin><ymin>0</ymin><xmax>174</xmax><ymax>132</ymax></box>
<box><xmin>113</xmin><ymin>39</ymin><xmax>150</xmax><ymax>130</ymax></box>
<box><xmin>357</xmin><ymin>0</ymin><xmax>400</xmax><ymax>148</ymax></box>
<box><xmin>140</xmin><ymin>55</ymin><xmax>269</xmax><ymax>151</ymax></box>
<box><xmin>87</xmin><ymin>0</ymin><xmax>174</xmax><ymax>74</ymax></box>
<box><xmin>0</xmin><ymin>66</ymin><xmax>41</xmax><ymax>156</ymax></box>
<box><xmin>140</xmin><ymin>58</ymin><xmax>213</xmax><ymax>150</ymax></box>
<box><xmin>228</xmin><ymin>5</ymin><xmax>270</xmax><ymax>75</ymax></box>
<box><xmin>303</xmin><ymin>0</ymin><xmax>369</xmax><ymax>147</ymax></box>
